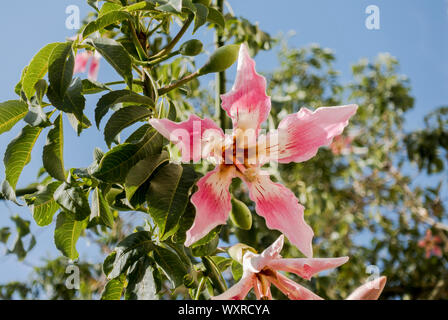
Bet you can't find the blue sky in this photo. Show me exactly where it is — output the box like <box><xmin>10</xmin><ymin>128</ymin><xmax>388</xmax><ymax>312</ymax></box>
<box><xmin>0</xmin><ymin>0</ymin><xmax>447</xmax><ymax>284</ymax></box>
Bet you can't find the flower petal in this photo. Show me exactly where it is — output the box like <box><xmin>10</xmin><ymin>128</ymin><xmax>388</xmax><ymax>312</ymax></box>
<box><xmin>268</xmin><ymin>256</ymin><xmax>349</xmax><ymax>280</ymax></box>
<box><xmin>268</xmin><ymin>272</ymin><xmax>323</xmax><ymax>300</ymax></box>
<box><xmin>74</xmin><ymin>51</ymin><xmax>91</xmax><ymax>74</ymax></box>
<box><xmin>346</xmin><ymin>276</ymin><xmax>387</xmax><ymax>300</ymax></box>
<box><xmin>149</xmin><ymin>115</ymin><xmax>224</xmax><ymax>162</ymax></box>
<box><xmin>243</xmin><ymin>172</ymin><xmax>314</xmax><ymax>257</ymax></box>
<box><xmin>211</xmin><ymin>273</ymin><xmax>255</xmax><ymax>300</ymax></box>
<box><xmin>265</xmin><ymin>105</ymin><xmax>358</xmax><ymax>164</ymax></box>
<box><xmin>221</xmin><ymin>44</ymin><xmax>271</xmax><ymax>132</ymax></box>
<box><xmin>88</xmin><ymin>52</ymin><xmax>101</xmax><ymax>81</ymax></box>
<box><xmin>185</xmin><ymin>165</ymin><xmax>236</xmax><ymax>247</ymax></box>
<box><xmin>253</xmin><ymin>275</ymin><xmax>272</xmax><ymax>300</ymax></box>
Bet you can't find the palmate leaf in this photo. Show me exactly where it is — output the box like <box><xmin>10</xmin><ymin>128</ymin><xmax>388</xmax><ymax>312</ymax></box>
<box><xmin>91</xmin><ymin>187</ymin><xmax>114</xmax><ymax>228</ymax></box>
<box><xmin>48</xmin><ymin>42</ymin><xmax>74</xmax><ymax>98</ymax></box>
<box><xmin>47</xmin><ymin>78</ymin><xmax>86</xmax><ymax>127</ymax></box>
<box><xmin>193</xmin><ymin>3</ymin><xmax>208</xmax><ymax>33</ymax></box>
<box><xmin>0</xmin><ymin>100</ymin><xmax>28</xmax><ymax>135</ymax></box>
<box><xmin>82</xmin><ymin>10</ymin><xmax>131</xmax><ymax>38</ymax></box>
<box><xmin>101</xmin><ymin>274</ymin><xmax>126</xmax><ymax>300</ymax></box>
<box><xmin>1</xmin><ymin>125</ymin><xmax>43</xmax><ymax>202</ymax></box>
<box><xmin>54</xmin><ymin>211</ymin><xmax>88</xmax><ymax>260</ymax></box>
<box><xmin>125</xmin><ymin>256</ymin><xmax>160</xmax><ymax>300</ymax></box>
<box><xmin>206</xmin><ymin>7</ymin><xmax>225</xmax><ymax>29</ymax></box>
<box><xmin>152</xmin><ymin>245</ymin><xmax>188</xmax><ymax>289</ymax></box>
<box><xmin>147</xmin><ymin>164</ymin><xmax>198</xmax><ymax>239</ymax></box>
<box><xmin>87</xmin><ymin>38</ymin><xmax>133</xmax><ymax>90</ymax></box>
<box><xmin>81</xmin><ymin>79</ymin><xmax>111</xmax><ymax>95</ymax></box>
<box><xmin>104</xmin><ymin>105</ymin><xmax>153</xmax><ymax>148</ymax></box>
<box><xmin>125</xmin><ymin>150</ymin><xmax>170</xmax><ymax>201</ymax></box>
<box><xmin>22</xmin><ymin>42</ymin><xmax>60</xmax><ymax>100</ymax></box>
<box><xmin>94</xmin><ymin>128</ymin><xmax>164</xmax><ymax>183</ymax></box>
<box><xmin>54</xmin><ymin>183</ymin><xmax>91</xmax><ymax>221</ymax></box>
<box><xmin>43</xmin><ymin>114</ymin><xmax>66</xmax><ymax>181</ymax></box>
<box><xmin>25</xmin><ymin>181</ymin><xmax>62</xmax><ymax>226</ymax></box>
<box><xmin>95</xmin><ymin>90</ymin><xmax>134</xmax><ymax>128</ymax></box>
<box><xmin>108</xmin><ymin>231</ymin><xmax>154</xmax><ymax>279</ymax></box>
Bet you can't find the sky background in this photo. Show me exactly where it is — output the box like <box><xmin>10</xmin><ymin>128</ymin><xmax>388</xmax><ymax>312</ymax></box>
<box><xmin>0</xmin><ymin>0</ymin><xmax>447</xmax><ymax>285</ymax></box>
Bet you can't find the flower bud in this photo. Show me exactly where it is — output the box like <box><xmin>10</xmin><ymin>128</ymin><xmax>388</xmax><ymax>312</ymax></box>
<box><xmin>198</xmin><ymin>44</ymin><xmax>240</xmax><ymax>75</ymax></box>
<box><xmin>230</xmin><ymin>198</ymin><xmax>252</xmax><ymax>230</ymax></box>
<box><xmin>228</xmin><ymin>243</ymin><xmax>257</xmax><ymax>264</ymax></box>
<box><xmin>179</xmin><ymin>39</ymin><xmax>203</xmax><ymax>56</ymax></box>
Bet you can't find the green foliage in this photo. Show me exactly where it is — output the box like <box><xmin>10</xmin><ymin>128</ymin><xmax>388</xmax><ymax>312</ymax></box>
<box><xmin>0</xmin><ymin>0</ymin><xmax>446</xmax><ymax>302</ymax></box>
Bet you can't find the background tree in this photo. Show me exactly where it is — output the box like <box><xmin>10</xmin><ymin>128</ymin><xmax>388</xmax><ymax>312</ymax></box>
<box><xmin>0</xmin><ymin>0</ymin><xmax>446</xmax><ymax>300</ymax></box>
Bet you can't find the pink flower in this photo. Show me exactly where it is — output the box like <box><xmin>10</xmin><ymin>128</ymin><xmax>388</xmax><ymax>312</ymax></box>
<box><xmin>346</xmin><ymin>276</ymin><xmax>387</xmax><ymax>300</ymax></box>
<box><xmin>149</xmin><ymin>44</ymin><xmax>358</xmax><ymax>256</ymax></box>
<box><xmin>74</xmin><ymin>51</ymin><xmax>101</xmax><ymax>81</ymax></box>
<box><xmin>418</xmin><ymin>229</ymin><xmax>443</xmax><ymax>258</ymax></box>
<box><xmin>212</xmin><ymin>235</ymin><xmax>349</xmax><ymax>300</ymax></box>
<box><xmin>212</xmin><ymin>235</ymin><xmax>387</xmax><ymax>300</ymax></box>
<box><xmin>330</xmin><ymin>134</ymin><xmax>354</xmax><ymax>155</ymax></box>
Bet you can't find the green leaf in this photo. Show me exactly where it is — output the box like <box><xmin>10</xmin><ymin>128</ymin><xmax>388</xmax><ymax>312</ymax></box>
<box><xmin>104</xmin><ymin>105</ymin><xmax>153</xmax><ymax>148</ymax></box>
<box><xmin>47</xmin><ymin>78</ymin><xmax>86</xmax><ymax>123</ymax></box>
<box><xmin>91</xmin><ymin>187</ymin><xmax>114</xmax><ymax>228</ymax></box>
<box><xmin>24</xmin><ymin>101</ymin><xmax>50</xmax><ymax>127</ymax></box>
<box><xmin>54</xmin><ymin>183</ymin><xmax>91</xmax><ymax>220</ymax></box>
<box><xmin>3</xmin><ymin>125</ymin><xmax>43</xmax><ymax>193</ymax></box>
<box><xmin>81</xmin><ymin>79</ymin><xmax>111</xmax><ymax>95</ymax></box>
<box><xmin>95</xmin><ymin>90</ymin><xmax>133</xmax><ymax>128</ymax></box>
<box><xmin>54</xmin><ymin>211</ymin><xmax>88</xmax><ymax>260</ymax></box>
<box><xmin>67</xmin><ymin>113</ymin><xmax>92</xmax><ymax>136</ymax></box>
<box><xmin>125</xmin><ymin>151</ymin><xmax>169</xmax><ymax>201</ymax></box>
<box><xmin>0</xmin><ymin>100</ymin><xmax>29</xmax><ymax>135</ymax></box>
<box><xmin>108</xmin><ymin>231</ymin><xmax>154</xmax><ymax>279</ymax></box>
<box><xmin>148</xmin><ymin>164</ymin><xmax>197</xmax><ymax>239</ymax></box>
<box><xmin>152</xmin><ymin>245</ymin><xmax>188</xmax><ymax>289</ymax></box>
<box><xmin>191</xmin><ymin>233</ymin><xmax>219</xmax><ymax>257</ymax></box>
<box><xmin>101</xmin><ymin>274</ymin><xmax>125</xmax><ymax>300</ymax></box>
<box><xmin>26</xmin><ymin>181</ymin><xmax>62</xmax><ymax>226</ymax></box>
<box><xmin>103</xmin><ymin>251</ymin><xmax>117</xmax><ymax>277</ymax></box>
<box><xmin>82</xmin><ymin>10</ymin><xmax>131</xmax><ymax>38</ymax></box>
<box><xmin>193</xmin><ymin>3</ymin><xmax>208</xmax><ymax>33</ymax></box>
<box><xmin>206</xmin><ymin>7</ymin><xmax>225</xmax><ymax>29</ymax></box>
<box><xmin>87</xmin><ymin>38</ymin><xmax>133</xmax><ymax>90</ymax></box>
<box><xmin>156</xmin><ymin>0</ymin><xmax>182</xmax><ymax>13</ymax></box>
<box><xmin>94</xmin><ymin>128</ymin><xmax>164</xmax><ymax>183</ymax></box>
<box><xmin>172</xmin><ymin>201</ymin><xmax>195</xmax><ymax>244</ymax></box>
<box><xmin>99</xmin><ymin>2</ymin><xmax>122</xmax><ymax>16</ymax></box>
<box><xmin>43</xmin><ymin>114</ymin><xmax>66</xmax><ymax>181</ymax></box>
<box><xmin>22</xmin><ymin>43</ymin><xmax>60</xmax><ymax>100</ymax></box>
<box><xmin>202</xmin><ymin>256</ymin><xmax>227</xmax><ymax>293</ymax></box>
<box><xmin>125</xmin><ymin>256</ymin><xmax>159</xmax><ymax>300</ymax></box>
<box><xmin>48</xmin><ymin>42</ymin><xmax>74</xmax><ymax>98</ymax></box>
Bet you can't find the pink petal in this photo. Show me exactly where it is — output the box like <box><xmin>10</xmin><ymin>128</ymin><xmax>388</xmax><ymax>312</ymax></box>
<box><xmin>185</xmin><ymin>165</ymin><xmax>236</xmax><ymax>247</ymax></box>
<box><xmin>268</xmin><ymin>256</ymin><xmax>349</xmax><ymax>280</ymax></box>
<box><xmin>149</xmin><ymin>115</ymin><xmax>223</xmax><ymax>163</ymax></box>
<box><xmin>74</xmin><ymin>51</ymin><xmax>91</xmax><ymax>74</ymax></box>
<box><xmin>88</xmin><ymin>52</ymin><xmax>101</xmax><ymax>81</ymax></box>
<box><xmin>211</xmin><ymin>273</ymin><xmax>255</xmax><ymax>300</ymax></box>
<box><xmin>432</xmin><ymin>246</ymin><xmax>443</xmax><ymax>257</ymax></box>
<box><xmin>221</xmin><ymin>44</ymin><xmax>271</xmax><ymax>132</ymax></box>
<box><xmin>262</xmin><ymin>234</ymin><xmax>285</xmax><ymax>259</ymax></box>
<box><xmin>268</xmin><ymin>272</ymin><xmax>323</xmax><ymax>300</ymax></box>
<box><xmin>243</xmin><ymin>172</ymin><xmax>314</xmax><ymax>258</ymax></box>
<box><xmin>346</xmin><ymin>276</ymin><xmax>387</xmax><ymax>300</ymax></box>
<box><xmin>268</xmin><ymin>105</ymin><xmax>358</xmax><ymax>163</ymax></box>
